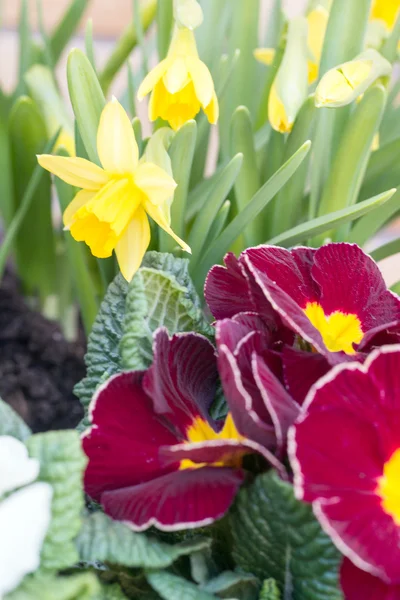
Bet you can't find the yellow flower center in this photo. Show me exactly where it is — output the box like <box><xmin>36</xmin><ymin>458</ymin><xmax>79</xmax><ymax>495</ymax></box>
<box><xmin>152</xmin><ymin>79</ymin><xmax>201</xmax><ymax>131</ymax></box>
<box><xmin>179</xmin><ymin>413</ymin><xmax>246</xmax><ymax>470</ymax></box>
<box><xmin>376</xmin><ymin>449</ymin><xmax>400</xmax><ymax>525</ymax></box>
<box><xmin>304</xmin><ymin>302</ymin><xmax>363</xmax><ymax>354</ymax></box>
<box><xmin>371</xmin><ymin>0</ymin><xmax>400</xmax><ymax>30</ymax></box>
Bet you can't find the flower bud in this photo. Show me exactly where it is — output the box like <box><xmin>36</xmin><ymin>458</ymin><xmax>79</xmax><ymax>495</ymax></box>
<box><xmin>173</xmin><ymin>0</ymin><xmax>203</xmax><ymax>30</ymax></box>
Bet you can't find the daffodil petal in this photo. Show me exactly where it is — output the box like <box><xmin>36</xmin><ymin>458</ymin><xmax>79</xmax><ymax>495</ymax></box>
<box><xmin>37</xmin><ymin>155</ymin><xmax>108</xmax><ymax>190</ymax></box>
<box><xmin>163</xmin><ymin>57</ymin><xmax>190</xmax><ymax>94</ymax></box>
<box><xmin>134</xmin><ymin>162</ymin><xmax>177</xmax><ymax>206</ymax></box>
<box><xmin>115</xmin><ymin>207</ymin><xmax>150</xmax><ymax>281</ymax></box>
<box><xmin>97</xmin><ymin>99</ymin><xmax>139</xmax><ymax>174</ymax></box>
<box><xmin>204</xmin><ymin>91</ymin><xmax>219</xmax><ymax>124</ymax></box>
<box><xmin>137</xmin><ymin>59</ymin><xmax>171</xmax><ymax>100</ymax></box>
<box><xmin>254</xmin><ymin>48</ymin><xmax>276</xmax><ymax>66</ymax></box>
<box><xmin>144</xmin><ymin>200</ymin><xmax>191</xmax><ymax>254</ymax></box>
<box><xmin>186</xmin><ymin>56</ymin><xmax>214</xmax><ymax>108</ymax></box>
<box><xmin>63</xmin><ymin>190</ymin><xmax>95</xmax><ymax>229</ymax></box>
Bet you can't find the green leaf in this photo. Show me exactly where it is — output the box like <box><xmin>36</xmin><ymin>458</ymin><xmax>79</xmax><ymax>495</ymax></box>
<box><xmin>26</xmin><ymin>431</ymin><xmax>87</xmax><ymax>571</ymax></box>
<box><xmin>6</xmin><ymin>573</ymin><xmax>100</xmax><ymax>600</ymax></box>
<box><xmin>74</xmin><ymin>253</ymin><xmax>210</xmax><ymax>425</ymax></box>
<box><xmin>230</xmin><ymin>471</ymin><xmax>342</xmax><ymax>600</ymax></box>
<box><xmin>350</xmin><ymin>188</ymin><xmax>400</xmax><ymax>247</ymax></box>
<box><xmin>381</xmin><ymin>11</ymin><xmax>400</xmax><ymax>63</ymax></box>
<box><xmin>99</xmin><ymin>583</ymin><xmax>129</xmax><ymax>600</ymax></box>
<box><xmin>17</xmin><ymin>0</ymin><xmax>33</xmax><ymax>96</ymax></box>
<box><xmin>120</xmin><ymin>255</ymin><xmax>212</xmax><ymax>371</ymax></box>
<box><xmin>268</xmin><ymin>188</ymin><xmax>396</xmax><ymax>248</ymax></box>
<box><xmin>0</xmin><ymin>396</ymin><xmax>31</xmax><ymax>441</ymax></box>
<box><xmin>194</xmin><ymin>141</ymin><xmax>311</xmax><ymax>290</ymax></box>
<box><xmin>259</xmin><ymin>579</ymin><xmax>281</xmax><ymax>600</ymax></box>
<box><xmin>156</xmin><ymin>0</ymin><xmax>173</xmax><ymax>59</ymax></box>
<box><xmin>358</xmin><ymin>137</ymin><xmax>400</xmax><ymax>201</ymax></box>
<box><xmin>202</xmin><ymin>571</ymin><xmax>260</xmax><ymax>600</ymax></box>
<box><xmin>67</xmin><ymin>48</ymin><xmax>106</xmax><ymax>164</ymax></box>
<box><xmin>318</xmin><ymin>85</ymin><xmax>387</xmax><ymax>225</ymax></box>
<box><xmin>9</xmin><ymin>97</ymin><xmax>57</xmax><ymax>304</ymax></box>
<box><xmin>188</xmin><ymin>154</ymin><xmax>243</xmax><ymax>261</ymax></box>
<box><xmin>161</xmin><ymin>120</ymin><xmax>197</xmax><ymax>251</ymax></box>
<box><xmin>147</xmin><ymin>572</ymin><xmax>217</xmax><ymax>600</ymax></box>
<box><xmin>74</xmin><ymin>273</ymin><xmax>129</xmax><ymax>419</ymax></box>
<box><xmin>203</xmin><ymin>200</ymin><xmax>231</xmax><ymax>249</ymax></box>
<box><xmin>76</xmin><ymin>511</ymin><xmax>211</xmax><ymax>569</ymax></box>
<box><xmin>98</xmin><ymin>0</ymin><xmax>157</xmax><ymax>94</ymax></box>
<box><xmin>370</xmin><ymin>236</ymin><xmax>400</xmax><ymax>262</ymax></box>
<box><xmin>49</xmin><ymin>0</ymin><xmax>88</xmax><ymax>64</ymax></box>
<box><xmin>0</xmin><ymin>92</ymin><xmax>14</xmax><ymax>228</ymax></box>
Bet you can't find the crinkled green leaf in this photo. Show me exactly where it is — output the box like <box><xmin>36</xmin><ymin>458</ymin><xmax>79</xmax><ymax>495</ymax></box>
<box><xmin>99</xmin><ymin>583</ymin><xmax>129</xmax><ymax>599</ymax></box>
<box><xmin>147</xmin><ymin>572</ymin><xmax>217</xmax><ymax>600</ymax></box>
<box><xmin>259</xmin><ymin>579</ymin><xmax>281</xmax><ymax>600</ymax></box>
<box><xmin>75</xmin><ymin>253</ymin><xmax>210</xmax><ymax>427</ymax></box>
<box><xmin>74</xmin><ymin>273</ymin><xmax>129</xmax><ymax>419</ymax></box>
<box><xmin>230</xmin><ymin>471</ymin><xmax>342</xmax><ymax>600</ymax></box>
<box><xmin>6</xmin><ymin>573</ymin><xmax>100</xmax><ymax>600</ymax></box>
<box><xmin>76</xmin><ymin>511</ymin><xmax>211</xmax><ymax>569</ymax></box>
<box><xmin>202</xmin><ymin>571</ymin><xmax>260</xmax><ymax>599</ymax></box>
<box><xmin>0</xmin><ymin>396</ymin><xmax>31</xmax><ymax>441</ymax></box>
<box><xmin>26</xmin><ymin>431</ymin><xmax>87</xmax><ymax>571</ymax></box>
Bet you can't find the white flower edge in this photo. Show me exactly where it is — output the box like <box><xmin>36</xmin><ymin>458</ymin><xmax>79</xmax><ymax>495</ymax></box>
<box><xmin>0</xmin><ymin>482</ymin><xmax>53</xmax><ymax>597</ymax></box>
<box><xmin>0</xmin><ymin>436</ymin><xmax>40</xmax><ymax>497</ymax></box>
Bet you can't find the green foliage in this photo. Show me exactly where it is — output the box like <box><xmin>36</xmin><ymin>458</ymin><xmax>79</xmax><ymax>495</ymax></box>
<box><xmin>76</xmin><ymin>511</ymin><xmax>211</xmax><ymax>570</ymax></box>
<box><xmin>26</xmin><ymin>431</ymin><xmax>87</xmax><ymax>572</ymax></box>
<box><xmin>146</xmin><ymin>572</ymin><xmax>217</xmax><ymax>600</ymax></box>
<box><xmin>74</xmin><ymin>252</ymin><xmax>211</xmax><ymax>425</ymax></box>
<box><xmin>230</xmin><ymin>472</ymin><xmax>342</xmax><ymax>600</ymax></box>
<box><xmin>259</xmin><ymin>579</ymin><xmax>281</xmax><ymax>600</ymax></box>
<box><xmin>6</xmin><ymin>573</ymin><xmax>100</xmax><ymax>600</ymax></box>
<box><xmin>202</xmin><ymin>571</ymin><xmax>260</xmax><ymax>599</ymax></box>
<box><xmin>0</xmin><ymin>397</ymin><xmax>31</xmax><ymax>441</ymax></box>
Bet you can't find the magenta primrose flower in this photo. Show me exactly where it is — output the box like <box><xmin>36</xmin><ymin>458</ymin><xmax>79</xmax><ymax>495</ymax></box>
<box><xmin>290</xmin><ymin>345</ymin><xmax>400</xmax><ymax>586</ymax></box>
<box><xmin>83</xmin><ymin>328</ymin><xmax>284</xmax><ymax>531</ymax></box>
<box><xmin>341</xmin><ymin>558</ymin><xmax>400</xmax><ymax>600</ymax></box>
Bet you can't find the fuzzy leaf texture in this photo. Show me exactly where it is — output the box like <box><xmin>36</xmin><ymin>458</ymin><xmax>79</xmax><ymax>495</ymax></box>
<box><xmin>259</xmin><ymin>579</ymin><xmax>281</xmax><ymax>600</ymax></box>
<box><xmin>230</xmin><ymin>471</ymin><xmax>342</xmax><ymax>600</ymax></box>
<box><xmin>75</xmin><ymin>252</ymin><xmax>211</xmax><ymax>426</ymax></box>
<box><xmin>6</xmin><ymin>573</ymin><xmax>100</xmax><ymax>600</ymax></box>
<box><xmin>202</xmin><ymin>571</ymin><xmax>260</xmax><ymax>599</ymax></box>
<box><xmin>146</xmin><ymin>572</ymin><xmax>217</xmax><ymax>600</ymax></box>
<box><xmin>0</xmin><ymin>396</ymin><xmax>31</xmax><ymax>441</ymax></box>
<box><xmin>26</xmin><ymin>430</ymin><xmax>87</xmax><ymax>571</ymax></box>
<box><xmin>76</xmin><ymin>510</ymin><xmax>212</xmax><ymax>570</ymax></box>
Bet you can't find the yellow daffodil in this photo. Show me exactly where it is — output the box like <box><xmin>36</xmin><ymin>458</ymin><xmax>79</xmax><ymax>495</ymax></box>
<box><xmin>38</xmin><ymin>98</ymin><xmax>190</xmax><ymax>282</ymax></box>
<box><xmin>370</xmin><ymin>0</ymin><xmax>400</xmax><ymax>31</ymax></box>
<box><xmin>254</xmin><ymin>5</ymin><xmax>329</xmax><ymax>86</ymax></box>
<box><xmin>137</xmin><ymin>26</ymin><xmax>218</xmax><ymax>130</ymax></box>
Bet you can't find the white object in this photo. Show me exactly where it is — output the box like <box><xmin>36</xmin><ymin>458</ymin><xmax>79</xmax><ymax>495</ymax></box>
<box><xmin>0</xmin><ymin>436</ymin><xmax>40</xmax><ymax>497</ymax></box>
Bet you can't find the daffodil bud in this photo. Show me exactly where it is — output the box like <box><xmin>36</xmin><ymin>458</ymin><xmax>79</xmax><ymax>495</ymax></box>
<box><xmin>173</xmin><ymin>0</ymin><xmax>203</xmax><ymax>30</ymax></box>
<box><xmin>268</xmin><ymin>17</ymin><xmax>309</xmax><ymax>133</ymax></box>
<box><xmin>315</xmin><ymin>49</ymin><xmax>392</xmax><ymax>108</ymax></box>
<box><xmin>307</xmin><ymin>4</ymin><xmax>329</xmax><ymax>83</ymax></box>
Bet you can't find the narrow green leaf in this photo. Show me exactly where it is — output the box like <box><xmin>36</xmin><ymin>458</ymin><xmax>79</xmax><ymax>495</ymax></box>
<box><xmin>8</xmin><ymin>98</ymin><xmax>57</xmax><ymax>305</ymax></box>
<box><xmin>231</xmin><ymin>106</ymin><xmax>262</xmax><ymax>245</ymax></box>
<box><xmin>16</xmin><ymin>0</ymin><xmax>32</xmax><ymax>96</ymax></box>
<box><xmin>202</xmin><ymin>571</ymin><xmax>260</xmax><ymax>599</ymax></box>
<box><xmin>27</xmin><ymin>430</ymin><xmax>87</xmax><ymax>571</ymax></box>
<box><xmin>310</xmin><ymin>0</ymin><xmax>372</xmax><ymax>216</ymax></box>
<box><xmin>161</xmin><ymin>120</ymin><xmax>197</xmax><ymax>251</ymax></box>
<box><xmin>370</xmin><ymin>237</ymin><xmax>400</xmax><ymax>262</ymax></box>
<box><xmin>147</xmin><ymin>572</ymin><xmax>217</xmax><ymax>600</ymax></box>
<box><xmin>203</xmin><ymin>200</ymin><xmax>231</xmax><ymax>249</ymax></box>
<box><xmin>186</xmin><ymin>160</ymin><xmax>230</xmax><ymax>223</ymax></box>
<box><xmin>0</xmin><ymin>396</ymin><xmax>31</xmax><ymax>441</ymax></box>
<box><xmin>76</xmin><ymin>511</ymin><xmax>211</xmax><ymax>569</ymax></box>
<box><xmin>318</xmin><ymin>84</ymin><xmax>386</xmax><ymax>230</ymax></box>
<box><xmin>127</xmin><ymin>61</ymin><xmax>137</xmax><ymax>117</ymax></box>
<box><xmin>133</xmin><ymin>0</ymin><xmax>150</xmax><ymax>76</ymax></box>
<box><xmin>55</xmin><ymin>148</ymin><xmax>99</xmax><ymax>336</ymax></box>
<box><xmin>67</xmin><ymin>49</ymin><xmax>106</xmax><ymax>164</ymax></box>
<box><xmin>359</xmin><ymin>137</ymin><xmax>400</xmax><ymax>200</ymax></box>
<box><xmin>350</xmin><ymin>188</ymin><xmax>400</xmax><ymax>247</ymax></box>
<box><xmin>0</xmin><ymin>130</ymin><xmax>59</xmax><ymax>283</ymax></box>
<box><xmin>157</xmin><ymin>0</ymin><xmax>173</xmax><ymax>59</ymax></box>
<box><xmin>98</xmin><ymin>0</ymin><xmax>157</xmax><ymax>94</ymax></box>
<box><xmin>381</xmin><ymin>11</ymin><xmax>400</xmax><ymax>63</ymax></box>
<box><xmin>188</xmin><ymin>153</ymin><xmax>243</xmax><ymax>260</ymax></box>
<box><xmin>0</xmin><ymin>93</ymin><xmax>14</xmax><ymax>227</ymax></box>
<box><xmin>272</xmin><ymin>95</ymin><xmax>316</xmax><ymax>234</ymax></box>
<box><xmin>230</xmin><ymin>471</ymin><xmax>341</xmax><ymax>600</ymax></box>
<box><xmin>267</xmin><ymin>188</ymin><xmax>396</xmax><ymax>248</ymax></box>
<box><xmin>256</xmin><ymin>35</ymin><xmax>285</xmax><ymax>131</ymax></box>
<box><xmin>49</xmin><ymin>0</ymin><xmax>88</xmax><ymax>65</ymax></box>
<box><xmin>85</xmin><ymin>19</ymin><xmax>96</xmax><ymax>69</ymax></box>
<box><xmin>194</xmin><ymin>141</ymin><xmax>311</xmax><ymax>290</ymax></box>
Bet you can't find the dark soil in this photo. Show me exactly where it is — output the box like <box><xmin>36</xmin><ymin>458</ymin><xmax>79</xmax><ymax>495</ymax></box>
<box><xmin>0</xmin><ymin>273</ymin><xmax>85</xmax><ymax>432</ymax></box>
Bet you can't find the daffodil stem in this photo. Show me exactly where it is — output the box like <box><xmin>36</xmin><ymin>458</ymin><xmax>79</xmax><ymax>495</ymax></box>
<box><xmin>0</xmin><ymin>130</ymin><xmax>60</xmax><ymax>283</ymax></box>
<box><xmin>98</xmin><ymin>0</ymin><xmax>157</xmax><ymax>95</ymax></box>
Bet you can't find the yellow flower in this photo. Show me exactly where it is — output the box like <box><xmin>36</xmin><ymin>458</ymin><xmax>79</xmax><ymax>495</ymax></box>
<box><xmin>38</xmin><ymin>99</ymin><xmax>190</xmax><ymax>282</ymax></box>
<box><xmin>137</xmin><ymin>26</ymin><xmax>218</xmax><ymax>130</ymax></box>
<box><xmin>370</xmin><ymin>0</ymin><xmax>400</xmax><ymax>31</ymax></box>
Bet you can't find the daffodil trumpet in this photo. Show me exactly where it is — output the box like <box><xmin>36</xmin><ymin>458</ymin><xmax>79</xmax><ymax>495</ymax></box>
<box><xmin>137</xmin><ymin>25</ymin><xmax>219</xmax><ymax>131</ymax></box>
<box><xmin>38</xmin><ymin>98</ymin><xmax>190</xmax><ymax>282</ymax></box>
